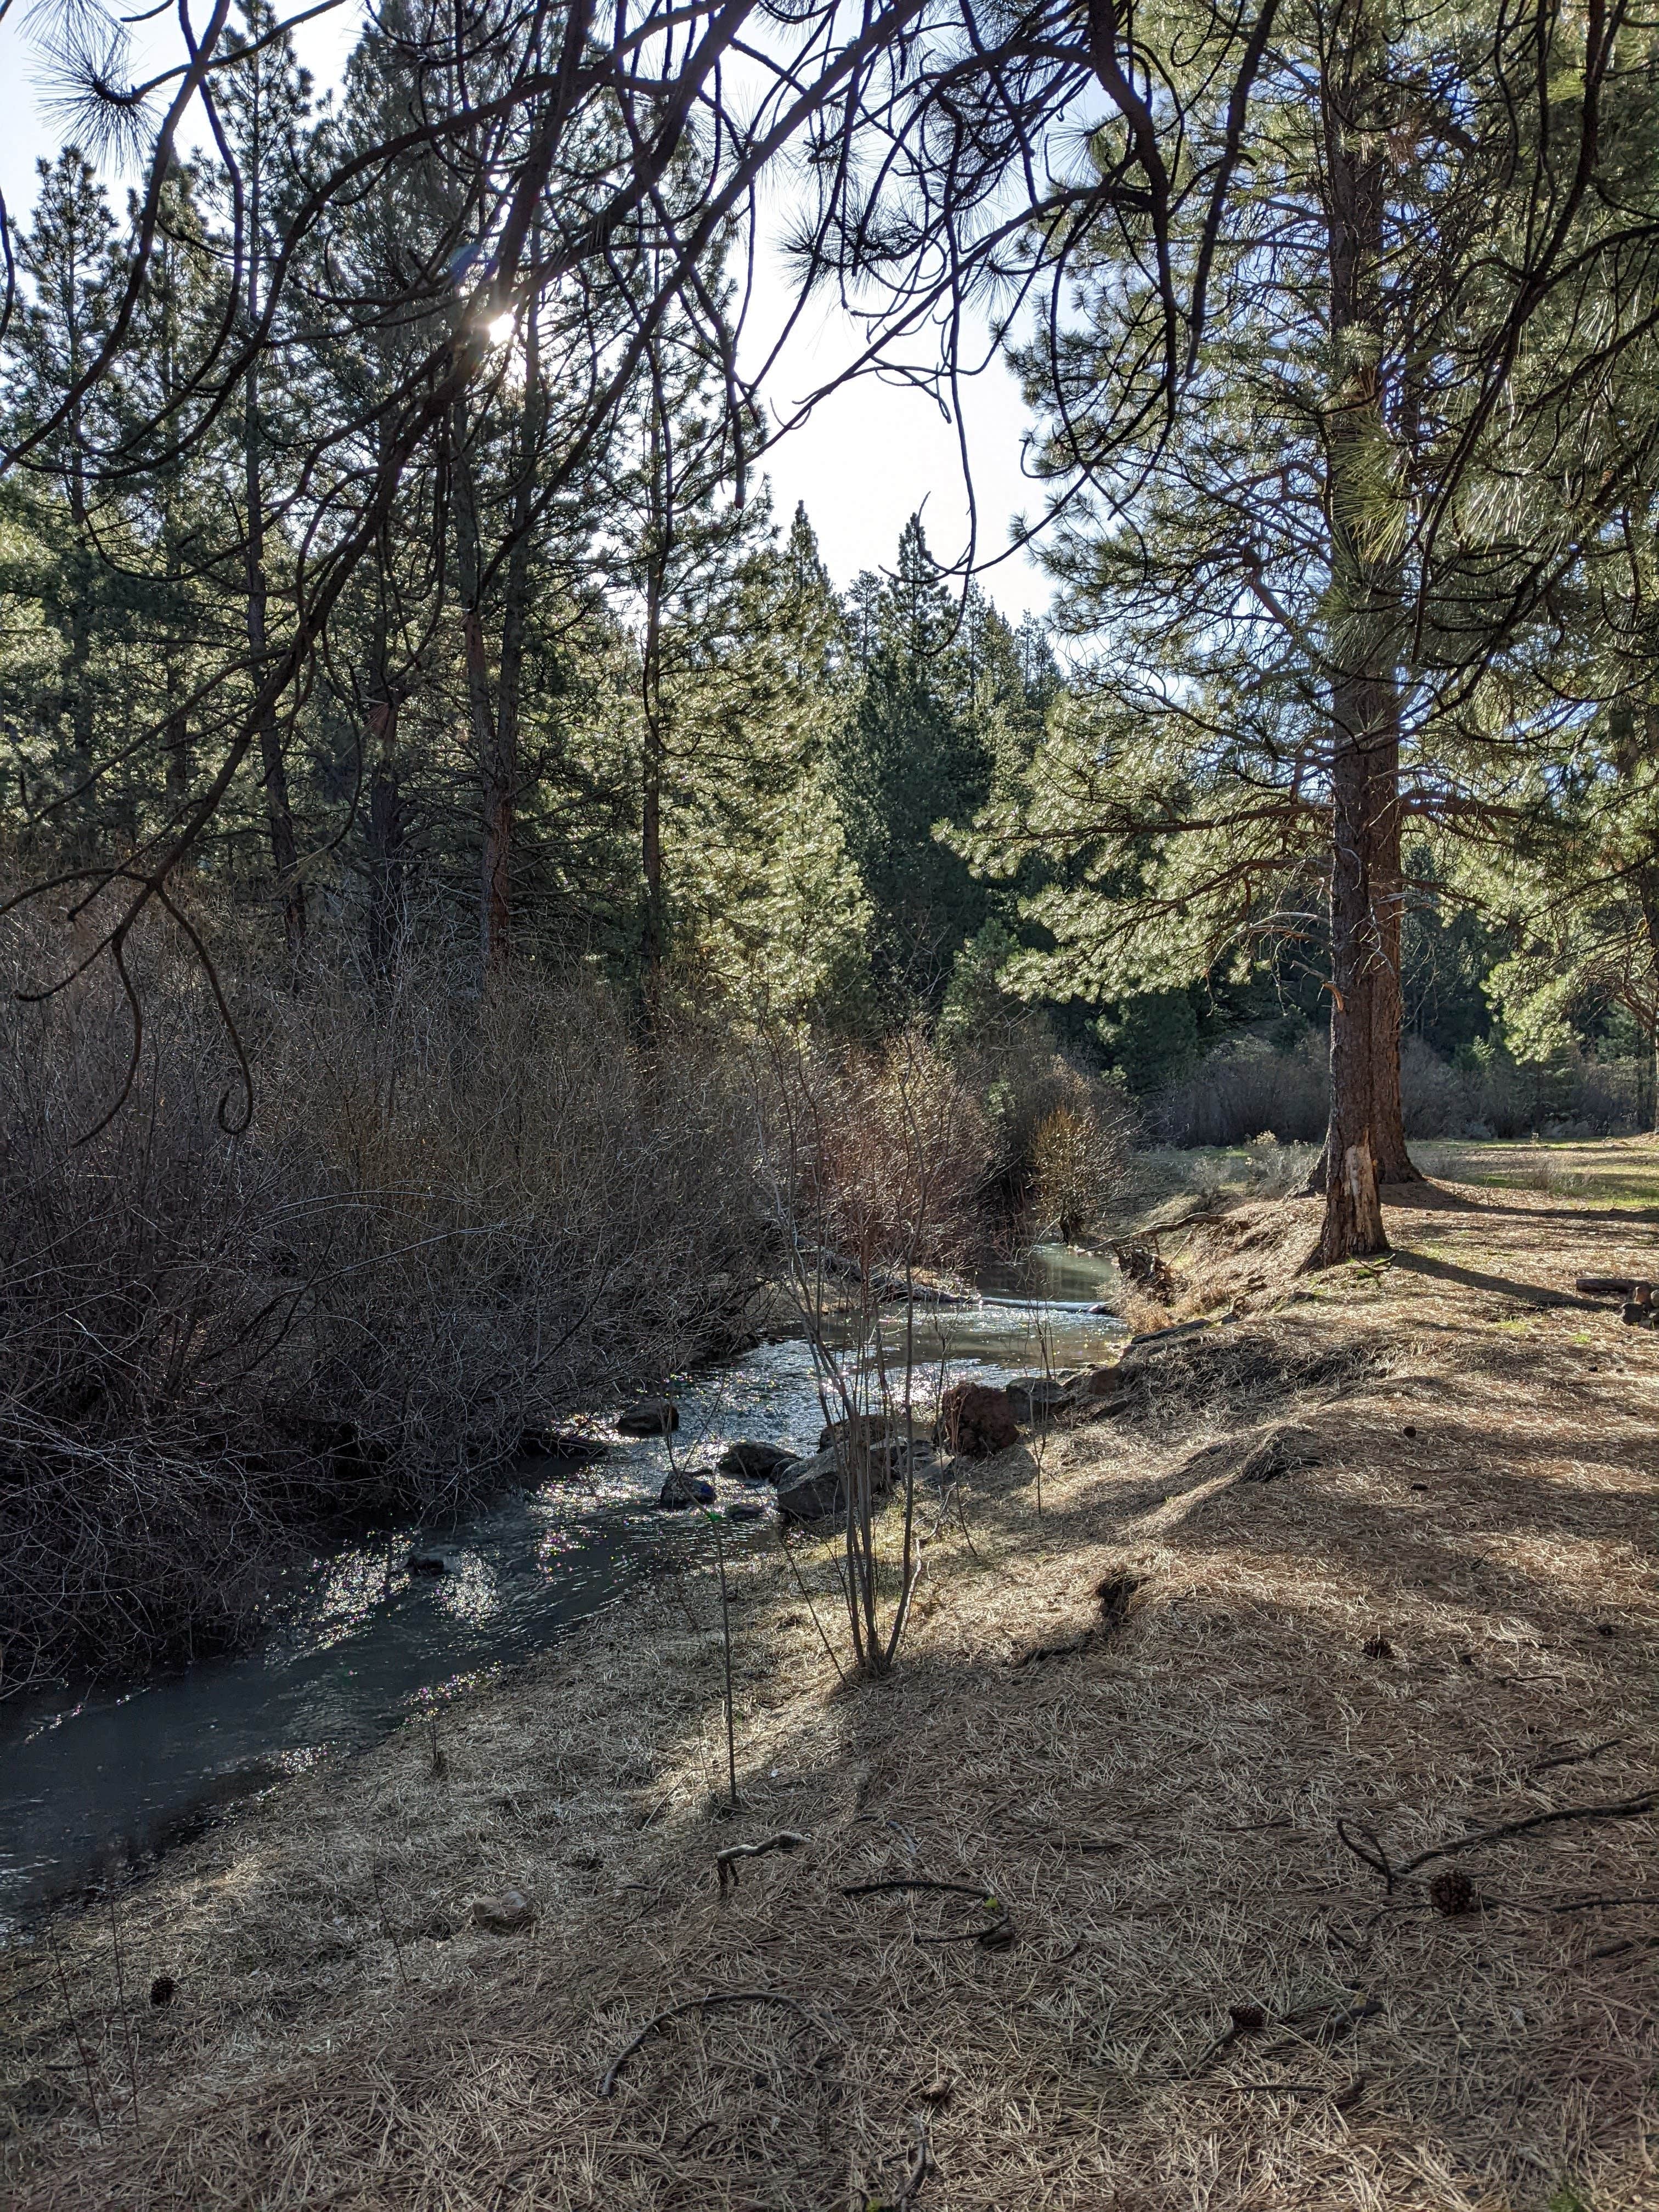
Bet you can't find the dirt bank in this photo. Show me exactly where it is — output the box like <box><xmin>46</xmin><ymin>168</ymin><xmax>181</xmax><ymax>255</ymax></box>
<box><xmin>3</xmin><ymin>1166</ymin><xmax>1656</xmax><ymax>2210</ymax></box>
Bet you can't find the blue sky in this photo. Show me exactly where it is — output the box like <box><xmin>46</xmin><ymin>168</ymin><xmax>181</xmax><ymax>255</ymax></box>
<box><xmin>0</xmin><ymin>3</ymin><xmax>1052</xmax><ymax>616</ymax></box>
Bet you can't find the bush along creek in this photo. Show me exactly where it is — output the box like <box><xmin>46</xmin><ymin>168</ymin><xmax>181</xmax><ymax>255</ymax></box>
<box><xmin>0</xmin><ymin>1249</ymin><xmax>1126</xmax><ymax>1929</ymax></box>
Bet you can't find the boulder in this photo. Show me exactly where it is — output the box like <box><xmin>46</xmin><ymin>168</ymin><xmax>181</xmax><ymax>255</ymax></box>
<box><xmin>938</xmin><ymin>1380</ymin><xmax>1019</xmax><ymax>1459</ymax></box>
<box><xmin>778</xmin><ymin>1436</ymin><xmax>933</xmax><ymax>1522</ymax></box>
<box><xmin>658</xmin><ymin>1470</ymin><xmax>717</xmax><ymax>1509</ymax></box>
<box><xmin>776</xmin><ymin>1450</ymin><xmax>848</xmax><ymax>1524</ymax></box>
<box><xmin>1005</xmin><ymin>1374</ymin><xmax>1073</xmax><ymax>1424</ymax></box>
<box><xmin>718</xmin><ymin>1440</ymin><xmax>799</xmax><ymax>1481</ymax></box>
<box><xmin>407</xmin><ymin>1547</ymin><xmax>451</xmax><ymax>1576</ymax></box>
<box><xmin>1075</xmin><ymin>1364</ymin><xmax>1124</xmax><ymax>1398</ymax></box>
<box><xmin>726</xmin><ymin>1500</ymin><xmax>766</xmax><ymax>1522</ymax></box>
<box><xmin>870</xmin><ymin>1434</ymin><xmax>934</xmax><ymax>1483</ymax></box>
<box><xmin>470</xmin><ymin>1887</ymin><xmax>535</xmax><ymax>1934</ymax></box>
<box><xmin>618</xmin><ymin>1397</ymin><xmax>679</xmax><ymax>1435</ymax></box>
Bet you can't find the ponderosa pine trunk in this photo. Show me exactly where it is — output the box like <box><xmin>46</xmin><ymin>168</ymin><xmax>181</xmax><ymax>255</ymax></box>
<box><xmin>447</xmin><ymin>394</ymin><xmax>506</xmax><ymax>972</ymax></box>
<box><xmin>1635</xmin><ymin>860</ymin><xmax>1659</xmax><ymax>1135</ymax></box>
<box><xmin>1315</xmin><ymin>16</ymin><xmax>1396</xmax><ymax>1264</ymax></box>
<box><xmin>449</xmin><ymin>301</ymin><xmax>542</xmax><ymax>978</ymax></box>
<box><xmin>639</xmin><ymin>386</ymin><xmax>670</xmax><ymax>1004</ymax></box>
<box><xmin>244</xmin><ymin>134</ymin><xmax>305</xmax><ymax>957</ymax></box>
<box><xmin>245</xmin><ymin>348</ymin><xmax>305</xmax><ymax>956</ymax></box>
<box><xmin>1367</xmin><ymin>704</ymin><xmax>1421</xmax><ymax>1181</ymax></box>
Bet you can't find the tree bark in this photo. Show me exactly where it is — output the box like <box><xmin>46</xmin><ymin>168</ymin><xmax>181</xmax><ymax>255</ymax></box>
<box><xmin>447</xmin><ymin>394</ymin><xmax>504</xmax><ymax>971</ymax></box>
<box><xmin>1315</xmin><ymin>18</ymin><xmax>1397</xmax><ymax>1263</ymax></box>
<box><xmin>244</xmin><ymin>134</ymin><xmax>304</xmax><ymax>956</ymax></box>
<box><xmin>481</xmin><ymin>298</ymin><xmax>542</xmax><ymax>975</ymax></box>
<box><xmin>365</xmin><ymin>693</ymin><xmax>404</xmax><ymax>972</ymax></box>
<box><xmin>639</xmin><ymin>380</ymin><xmax>670</xmax><ymax>1002</ymax></box>
<box><xmin>1367</xmin><ymin>704</ymin><xmax>1421</xmax><ymax>1181</ymax></box>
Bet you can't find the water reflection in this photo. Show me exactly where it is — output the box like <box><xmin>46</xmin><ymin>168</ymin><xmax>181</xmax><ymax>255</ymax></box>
<box><xmin>0</xmin><ymin>1247</ymin><xmax>1123</xmax><ymax>1929</ymax></box>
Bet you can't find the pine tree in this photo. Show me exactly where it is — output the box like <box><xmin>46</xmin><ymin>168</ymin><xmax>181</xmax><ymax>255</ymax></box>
<box><xmin>986</xmin><ymin>0</ymin><xmax>1659</xmax><ymax>1258</ymax></box>
<box><xmin>837</xmin><ymin>515</ymin><xmax>1004</xmax><ymax>1003</ymax></box>
<box><xmin>4</xmin><ymin>150</ymin><xmax>119</xmax><ymax>817</ymax></box>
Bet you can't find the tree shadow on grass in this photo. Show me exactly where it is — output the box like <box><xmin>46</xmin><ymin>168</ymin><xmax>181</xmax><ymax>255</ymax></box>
<box><xmin>1385</xmin><ymin>1247</ymin><xmax>1606</xmax><ymax>1310</ymax></box>
<box><xmin>1387</xmin><ymin>1177</ymin><xmax>1659</xmax><ymax>1229</ymax></box>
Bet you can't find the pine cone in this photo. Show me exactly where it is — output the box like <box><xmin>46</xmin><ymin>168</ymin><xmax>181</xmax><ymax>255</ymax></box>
<box><xmin>1428</xmin><ymin>1867</ymin><xmax>1476</xmax><ymax>1917</ymax></box>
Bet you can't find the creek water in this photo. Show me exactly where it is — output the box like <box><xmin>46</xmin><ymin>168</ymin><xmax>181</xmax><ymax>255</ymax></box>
<box><xmin>0</xmin><ymin>1248</ymin><xmax>1125</xmax><ymax>1932</ymax></box>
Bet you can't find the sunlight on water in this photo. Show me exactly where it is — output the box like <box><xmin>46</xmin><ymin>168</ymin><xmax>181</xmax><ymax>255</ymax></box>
<box><xmin>431</xmin><ymin>1554</ymin><xmax>502</xmax><ymax>1627</ymax></box>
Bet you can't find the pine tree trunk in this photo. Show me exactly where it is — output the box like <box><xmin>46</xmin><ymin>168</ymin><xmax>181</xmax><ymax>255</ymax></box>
<box><xmin>1314</xmin><ymin>16</ymin><xmax>1396</xmax><ymax>1263</ymax></box>
<box><xmin>478</xmin><ymin>297</ymin><xmax>542</xmax><ymax>977</ymax></box>
<box><xmin>244</xmin><ymin>150</ymin><xmax>304</xmax><ymax>958</ymax></box>
<box><xmin>640</xmin><ymin>391</ymin><xmax>669</xmax><ymax>1002</ymax></box>
<box><xmin>366</xmin><ymin>695</ymin><xmax>404</xmax><ymax>972</ymax></box>
<box><xmin>1367</xmin><ymin>707</ymin><xmax>1421</xmax><ymax>1181</ymax></box>
<box><xmin>1636</xmin><ymin>861</ymin><xmax>1659</xmax><ymax>1135</ymax></box>
<box><xmin>1319</xmin><ymin>684</ymin><xmax>1390</xmax><ymax>1263</ymax></box>
<box><xmin>163</xmin><ymin>659</ymin><xmax>189</xmax><ymax>806</ymax></box>
<box><xmin>447</xmin><ymin>396</ymin><xmax>507</xmax><ymax>973</ymax></box>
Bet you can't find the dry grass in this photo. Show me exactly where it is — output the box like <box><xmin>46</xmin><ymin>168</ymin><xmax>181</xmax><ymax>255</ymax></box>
<box><xmin>3</xmin><ymin>1159</ymin><xmax>1657</xmax><ymax>2209</ymax></box>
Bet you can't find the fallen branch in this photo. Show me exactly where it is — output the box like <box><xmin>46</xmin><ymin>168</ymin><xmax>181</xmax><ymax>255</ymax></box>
<box><xmin>597</xmin><ymin>1989</ymin><xmax>829</xmax><ymax>2098</ymax></box>
<box><xmin>842</xmin><ymin>1878</ymin><xmax>997</xmax><ymax>1904</ymax></box>
<box><xmin>1527</xmin><ymin>1736</ymin><xmax>1624</xmax><ymax>1773</ymax></box>
<box><xmin>1124</xmin><ymin>1312</ymin><xmax>1239</xmax><ymax>1356</ymax></box>
<box><xmin>1338</xmin><ymin>1793</ymin><xmax>1655</xmax><ymax>1891</ymax></box>
<box><xmin>914</xmin><ymin>1920</ymin><xmax>1015</xmax><ymax>1950</ymax></box>
<box><xmin>716</xmin><ymin>1831</ymin><xmax>810</xmax><ymax>1894</ymax></box>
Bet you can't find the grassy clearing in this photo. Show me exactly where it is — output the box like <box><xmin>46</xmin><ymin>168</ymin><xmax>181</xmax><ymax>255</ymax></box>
<box><xmin>2</xmin><ymin>1148</ymin><xmax>1656</xmax><ymax>2209</ymax></box>
<box><xmin>1136</xmin><ymin>1130</ymin><xmax>1659</xmax><ymax>1217</ymax></box>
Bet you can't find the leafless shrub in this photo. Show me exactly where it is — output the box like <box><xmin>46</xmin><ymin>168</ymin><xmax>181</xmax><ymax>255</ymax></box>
<box><xmin>753</xmin><ymin>1029</ymin><xmax>984</xmax><ymax>1678</ymax></box>
<box><xmin>1152</xmin><ymin>1034</ymin><xmax>1330</xmax><ymax>1147</ymax></box>
<box><xmin>0</xmin><ymin>899</ymin><xmax>764</xmax><ymax>1687</ymax></box>
<box><xmin>947</xmin><ymin>1011</ymin><xmax>1137</xmax><ymax>1245</ymax></box>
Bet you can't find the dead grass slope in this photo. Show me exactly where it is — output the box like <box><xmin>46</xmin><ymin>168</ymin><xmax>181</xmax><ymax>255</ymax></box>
<box><xmin>3</xmin><ymin>1178</ymin><xmax>1656</xmax><ymax>2211</ymax></box>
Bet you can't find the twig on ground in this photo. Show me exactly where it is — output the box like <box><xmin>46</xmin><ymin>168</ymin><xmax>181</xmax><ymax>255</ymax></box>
<box><xmin>1338</xmin><ymin>1794</ymin><xmax>1656</xmax><ymax>1891</ymax></box>
<box><xmin>716</xmin><ymin>1831</ymin><xmax>810</xmax><ymax>1894</ymax></box>
<box><xmin>842</xmin><ymin>1878</ymin><xmax>998</xmax><ymax>1903</ymax></box>
<box><xmin>47</xmin><ymin>1927</ymin><xmax>102</xmax><ymax>2142</ymax></box>
<box><xmin>914</xmin><ymin>1921</ymin><xmax>1015</xmax><ymax>1950</ymax></box>
<box><xmin>1528</xmin><ymin>1736</ymin><xmax>1624</xmax><ymax>1773</ymax></box>
<box><xmin>637</xmin><ymin>1788</ymin><xmax>675</xmax><ymax>1830</ymax></box>
<box><xmin>597</xmin><ymin>1989</ymin><xmax>830</xmax><ymax>2098</ymax></box>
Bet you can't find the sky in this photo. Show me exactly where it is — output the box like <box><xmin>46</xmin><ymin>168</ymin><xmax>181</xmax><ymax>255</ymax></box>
<box><xmin>0</xmin><ymin>3</ymin><xmax>1055</xmax><ymax>619</ymax></box>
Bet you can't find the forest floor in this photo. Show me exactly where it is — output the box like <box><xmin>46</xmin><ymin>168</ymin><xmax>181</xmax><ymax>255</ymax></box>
<box><xmin>3</xmin><ymin>1142</ymin><xmax>1657</xmax><ymax>2210</ymax></box>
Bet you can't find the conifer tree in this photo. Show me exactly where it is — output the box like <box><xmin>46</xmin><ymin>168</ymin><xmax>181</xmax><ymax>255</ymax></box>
<box><xmin>5</xmin><ymin>150</ymin><xmax>119</xmax><ymax>815</ymax></box>
<box><xmin>977</xmin><ymin>0</ymin><xmax>1659</xmax><ymax>1259</ymax></box>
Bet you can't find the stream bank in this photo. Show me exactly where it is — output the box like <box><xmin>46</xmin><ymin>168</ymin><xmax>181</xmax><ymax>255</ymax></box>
<box><xmin>0</xmin><ymin>1248</ymin><xmax>1126</xmax><ymax>1930</ymax></box>
<box><xmin>4</xmin><ymin>1172</ymin><xmax>1655</xmax><ymax>2208</ymax></box>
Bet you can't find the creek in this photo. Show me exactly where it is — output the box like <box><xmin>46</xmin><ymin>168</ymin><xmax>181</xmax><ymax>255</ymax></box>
<box><xmin>0</xmin><ymin>1247</ymin><xmax>1125</xmax><ymax>1931</ymax></box>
